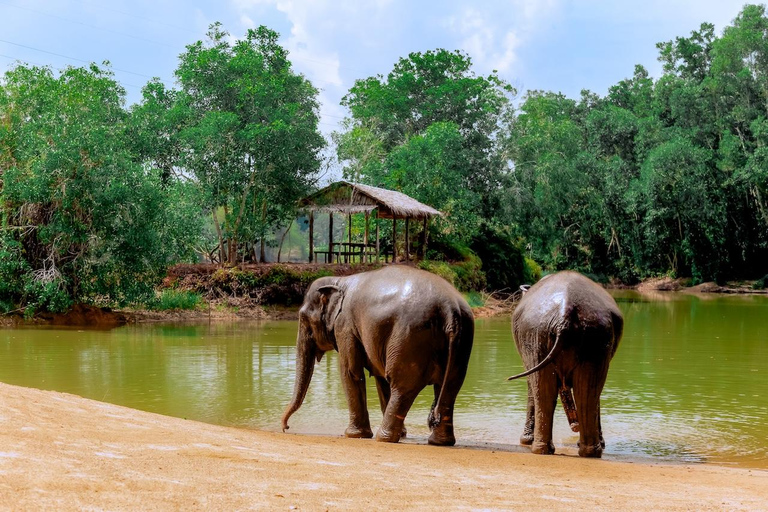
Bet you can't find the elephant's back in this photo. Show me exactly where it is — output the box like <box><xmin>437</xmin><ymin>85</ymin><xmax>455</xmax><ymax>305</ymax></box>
<box><xmin>514</xmin><ymin>271</ymin><xmax>622</xmax><ymax>333</ymax></box>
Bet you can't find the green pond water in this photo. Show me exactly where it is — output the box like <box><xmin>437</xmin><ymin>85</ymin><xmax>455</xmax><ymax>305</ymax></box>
<box><xmin>0</xmin><ymin>291</ymin><xmax>766</xmax><ymax>467</ymax></box>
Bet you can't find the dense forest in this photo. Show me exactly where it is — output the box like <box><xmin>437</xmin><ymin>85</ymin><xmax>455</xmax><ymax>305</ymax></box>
<box><xmin>2</xmin><ymin>5</ymin><xmax>768</xmax><ymax>313</ymax></box>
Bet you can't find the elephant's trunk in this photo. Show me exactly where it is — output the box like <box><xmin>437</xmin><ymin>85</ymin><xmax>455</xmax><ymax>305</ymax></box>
<box><xmin>281</xmin><ymin>321</ymin><xmax>316</xmax><ymax>432</ymax></box>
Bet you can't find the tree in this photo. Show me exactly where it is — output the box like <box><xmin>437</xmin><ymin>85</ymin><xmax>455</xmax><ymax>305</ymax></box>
<box><xmin>337</xmin><ymin>49</ymin><xmax>514</xmax><ymax>243</ymax></box>
<box><xmin>0</xmin><ymin>63</ymin><xmax>200</xmax><ymax>311</ymax></box>
<box><xmin>168</xmin><ymin>23</ymin><xmax>325</xmax><ymax>264</ymax></box>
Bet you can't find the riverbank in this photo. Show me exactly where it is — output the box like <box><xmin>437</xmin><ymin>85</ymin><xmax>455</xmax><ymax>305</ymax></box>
<box><xmin>0</xmin><ymin>382</ymin><xmax>765</xmax><ymax>510</ymax></box>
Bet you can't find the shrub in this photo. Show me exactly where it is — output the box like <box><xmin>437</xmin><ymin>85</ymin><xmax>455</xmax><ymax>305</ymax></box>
<box><xmin>753</xmin><ymin>274</ymin><xmax>768</xmax><ymax>290</ymax></box>
<box><xmin>523</xmin><ymin>257</ymin><xmax>542</xmax><ymax>285</ymax></box>
<box><xmin>152</xmin><ymin>289</ymin><xmax>203</xmax><ymax>311</ymax></box>
<box><xmin>418</xmin><ymin>260</ymin><xmax>459</xmax><ymax>286</ymax></box>
<box><xmin>464</xmin><ymin>291</ymin><xmax>485</xmax><ymax>308</ymax></box>
<box><xmin>469</xmin><ymin>224</ymin><xmax>527</xmax><ymax>292</ymax></box>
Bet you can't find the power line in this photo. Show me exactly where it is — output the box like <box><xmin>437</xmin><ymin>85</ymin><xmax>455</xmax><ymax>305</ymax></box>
<box><xmin>70</xmin><ymin>0</ymin><xmax>199</xmax><ymax>36</ymax></box>
<box><xmin>0</xmin><ymin>38</ymin><xmax>158</xmax><ymax>79</ymax></box>
<box><xmin>57</xmin><ymin>0</ymin><xmax>380</xmax><ymax>78</ymax></box>
<box><xmin>0</xmin><ymin>1</ymin><xmax>177</xmax><ymax>49</ymax></box>
<box><xmin>0</xmin><ymin>53</ymin><xmax>144</xmax><ymax>89</ymax></box>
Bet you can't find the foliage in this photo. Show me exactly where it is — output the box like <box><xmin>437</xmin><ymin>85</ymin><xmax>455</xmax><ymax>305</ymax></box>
<box><xmin>0</xmin><ymin>63</ymin><xmax>201</xmax><ymax>313</ymax></box>
<box><xmin>464</xmin><ymin>291</ymin><xmax>485</xmax><ymax>308</ymax></box>
<box><xmin>753</xmin><ymin>274</ymin><xmax>768</xmax><ymax>290</ymax></box>
<box><xmin>134</xmin><ymin>23</ymin><xmax>326</xmax><ymax>264</ymax></box>
<box><xmin>469</xmin><ymin>223</ymin><xmax>528</xmax><ymax>292</ymax></box>
<box><xmin>523</xmin><ymin>258</ymin><xmax>542</xmax><ymax>285</ymax></box>
<box><xmin>336</xmin><ymin>49</ymin><xmax>514</xmax><ymax>244</ymax></box>
<box><xmin>502</xmin><ymin>5</ymin><xmax>768</xmax><ymax>282</ymax></box>
<box><xmin>150</xmin><ymin>289</ymin><xmax>203</xmax><ymax>311</ymax></box>
<box><xmin>418</xmin><ymin>253</ymin><xmax>486</xmax><ymax>292</ymax></box>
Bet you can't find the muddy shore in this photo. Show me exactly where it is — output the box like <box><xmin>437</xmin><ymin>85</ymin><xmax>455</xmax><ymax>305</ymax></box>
<box><xmin>0</xmin><ymin>382</ymin><xmax>765</xmax><ymax>510</ymax></box>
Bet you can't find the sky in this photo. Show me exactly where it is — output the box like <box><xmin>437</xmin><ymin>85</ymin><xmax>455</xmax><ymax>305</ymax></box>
<box><xmin>0</xmin><ymin>0</ymin><xmax>749</xmax><ymax>137</ymax></box>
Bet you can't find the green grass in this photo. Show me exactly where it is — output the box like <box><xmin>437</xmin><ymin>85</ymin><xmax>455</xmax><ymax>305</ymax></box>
<box><xmin>464</xmin><ymin>291</ymin><xmax>485</xmax><ymax>308</ymax></box>
<box><xmin>151</xmin><ymin>289</ymin><xmax>203</xmax><ymax>311</ymax></box>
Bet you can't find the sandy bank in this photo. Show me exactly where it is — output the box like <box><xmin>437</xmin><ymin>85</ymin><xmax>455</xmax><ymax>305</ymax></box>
<box><xmin>0</xmin><ymin>383</ymin><xmax>765</xmax><ymax>510</ymax></box>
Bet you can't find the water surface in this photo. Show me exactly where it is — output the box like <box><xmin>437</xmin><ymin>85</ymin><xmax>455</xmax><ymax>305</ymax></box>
<box><xmin>0</xmin><ymin>291</ymin><xmax>766</xmax><ymax>467</ymax></box>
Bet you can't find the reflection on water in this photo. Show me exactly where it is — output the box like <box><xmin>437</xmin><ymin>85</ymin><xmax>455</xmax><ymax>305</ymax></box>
<box><xmin>0</xmin><ymin>291</ymin><xmax>766</xmax><ymax>467</ymax></box>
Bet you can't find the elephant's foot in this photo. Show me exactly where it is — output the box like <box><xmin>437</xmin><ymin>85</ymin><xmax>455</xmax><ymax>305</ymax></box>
<box><xmin>375</xmin><ymin>427</ymin><xmax>403</xmax><ymax>443</ymax></box>
<box><xmin>344</xmin><ymin>425</ymin><xmax>373</xmax><ymax>439</ymax></box>
<box><xmin>531</xmin><ymin>440</ymin><xmax>556</xmax><ymax>455</ymax></box>
<box><xmin>428</xmin><ymin>421</ymin><xmax>455</xmax><ymax>446</ymax></box>
<box><xmin>428</xmin><ymin>431</ymin><xmax>455</xmax><ymax>446</ymax></box>
<box><xmin>520</xmin><ymin>431</ymin><xmax>534</xmax><ymax>446</ymax></box>
<box><xmin>400</xmin><ymin>426</ymin><xmax>407</xmax><ymax>439</ymax></box>
<box><xmin>578</xmin><ymin>442</ymin><xmax>603</xmax><ymax>458</ymax></box>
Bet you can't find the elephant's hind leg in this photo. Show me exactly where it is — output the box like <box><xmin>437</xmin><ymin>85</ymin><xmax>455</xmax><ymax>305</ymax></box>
<box><xmin>573</xmin><ymin>361</ymin><xmax>608</xmax><ymax>458</ymax></box>
<box><xmin>376</xmin><ymin>387</ymin><xmax>419</xmax><ymax>443</ymax></box>
<box><xmin>530</xmin><ymin>370</ymin><xmax>557</xmax><ymax>455</ymax></box>
<box><xmin>520</xmin><ymin>380</ymin><xmax>535</xmax><ymax>445</ymax></box>
<box><xmin>375</xmin><ymin>376</ymin><xmax>406</xmax><ymax>439</ymax></box>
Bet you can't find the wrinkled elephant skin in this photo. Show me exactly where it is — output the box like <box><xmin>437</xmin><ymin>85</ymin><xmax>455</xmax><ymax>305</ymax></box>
<box><xmin>282</xmin><ymin>265</ymin><xmax>474</xmax><ymax>446</ymax></box>
<box><xmin>511</xmin><ymin>271</ymin><xmax>623</xmax><ymax>458</ymax></box>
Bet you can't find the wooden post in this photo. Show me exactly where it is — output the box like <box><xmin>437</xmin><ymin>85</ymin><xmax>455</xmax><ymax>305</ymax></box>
<box><xmin>364</xmin><ymin>211</ymin><xmax>369</xmax><ymax>262</ymax></box>
<box><xmin>392</xmin><ymin>218</ymin><xmax>397</xmax><ymax>262</ymax></box>
<box><xmin>308</xmin><ymin>211</ymin><xmax>314</xmax><ymax>263</ymax></box>
<box><xmin>375</xmin><ymin>211</ymin><xmax>380</xmax><ymax>263</ymax></box>
<box><xmin>404</xmin><ymin>217</ymin><xmax>410</xmax><ymax>262</ymax></box>
<box><xmin>328</xmin><ymin>212</ymin><xmax>334</xmax><ymax>264</ymax></box>
<box><xmin>421</xmin><ymin>217</ymin><xmax>428</xmax><ymax>260</ymax></box>
<box><xmin>347</xmin><ymin>213</ymin><xmax>352</xmax><ymax>264</ymax></box>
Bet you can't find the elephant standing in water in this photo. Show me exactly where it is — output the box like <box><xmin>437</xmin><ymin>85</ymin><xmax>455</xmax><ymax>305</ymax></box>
<box><xmin>508</xmin><ymin>271</ymin><xmax>623</xmax><ymax>457</ymax></box>
<box><xmin>282</xmin><ymin>266</ymin><xmax>474</xmax><ymax>446</ymax></box>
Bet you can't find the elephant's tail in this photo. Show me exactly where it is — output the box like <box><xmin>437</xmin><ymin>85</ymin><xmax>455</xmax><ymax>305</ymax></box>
<box><xmin>506</xmin><ymin>330</ymin><xmax>564</xmax><ymax>380</ymax></box>
<box><xmin>432</xmin><ymin>311</ymin><xmax>474</xmax><ymax>427</ymax></box>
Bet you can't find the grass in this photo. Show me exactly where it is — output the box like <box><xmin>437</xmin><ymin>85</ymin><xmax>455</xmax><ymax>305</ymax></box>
<box><xmin>151</xmin><ymin>289</ymin><xmax>203</xmax><ymax>311</ymax></box>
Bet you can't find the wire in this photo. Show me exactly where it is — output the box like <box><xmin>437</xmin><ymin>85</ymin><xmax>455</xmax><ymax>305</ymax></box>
<box><xmin>0</xmin><ymin>38</ymin><xmax>156</xmax><ymax>79</ymax></box>
<box><xmin>0</xmin><ymin>1</ymin><xmax>177</xmax><ymax>49</ymax></box>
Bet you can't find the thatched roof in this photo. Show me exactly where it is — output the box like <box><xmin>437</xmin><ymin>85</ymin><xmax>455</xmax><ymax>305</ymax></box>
<box><xmin>299</xmin><ymin>181</ymin><xmax>442</xmax><ymax>220</ymax></box>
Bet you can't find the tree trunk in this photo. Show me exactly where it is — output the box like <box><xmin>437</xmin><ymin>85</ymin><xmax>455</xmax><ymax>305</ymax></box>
<box><xmin>259</xmin><ymin>198</ymin><xmax>268</xmax><ymax>263</ymax></box>
<box><xmin>212</xmin><ymin>209</ymin><xmax>225</xmax><ymax>266</ymax></box>
<box><xmin>277</xmin><ymin>219</ymin><xmax>293</xmax><ymax>263</ymax></box>
<box><xmin>308</xmin><ymin>211</ymin><xmax>314</xmax><ymax>263</ymax></box>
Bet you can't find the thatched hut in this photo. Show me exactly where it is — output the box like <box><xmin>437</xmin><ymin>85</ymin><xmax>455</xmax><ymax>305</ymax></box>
<box><xmin>298</xmin><ymin>181</ymin><xmax>442</xmax><ymax>263</ymax></box>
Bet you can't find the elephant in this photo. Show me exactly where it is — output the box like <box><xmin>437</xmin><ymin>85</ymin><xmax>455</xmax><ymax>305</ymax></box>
<box><xmin>507</xmin><ymin>271</ymin><xmax>623</xmax><ymax>458</ymax></box>
<box><xmin>281</xmin><ymin>265</ymin><xmax>474</xmax><ymax>446</ymax></box>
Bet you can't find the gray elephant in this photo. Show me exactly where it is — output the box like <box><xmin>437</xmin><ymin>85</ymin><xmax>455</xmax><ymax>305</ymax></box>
<box><xmin>282</xmin><ymin>265</ymin><xmax>474</xmax><ymax>446</ymax></box>
<box><xmin>508</xmin><ymin>271</ymin><xmax>623</xmax><ymax>457</ymax></box>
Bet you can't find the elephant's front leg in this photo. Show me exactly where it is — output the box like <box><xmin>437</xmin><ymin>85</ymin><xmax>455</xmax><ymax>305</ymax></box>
<box><xmin>339</xmin><ymin>347</ymin><xmax>373</xmax><ymax>439</ymax></box>
<box><xmin>520</xmin><ymin>380</ymin><xmax>535</xmax><ymax>445</ymax></box>
<box><xmin>375</xmin><ymin>376</ymin><xmax>406</xmax><ymax>439</ymax></box>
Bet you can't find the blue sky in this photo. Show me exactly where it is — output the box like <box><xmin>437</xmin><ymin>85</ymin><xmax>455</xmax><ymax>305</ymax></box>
<box><xmin>0</xmin><ymin>0</ymin><xmax>748</xmax><ymax>135</ymax></box>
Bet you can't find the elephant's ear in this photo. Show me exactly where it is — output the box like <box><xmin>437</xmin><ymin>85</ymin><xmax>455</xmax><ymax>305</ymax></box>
<box><xmin>318</xmin><ymin>284</ymin><xmax>344</xmax><ymax>332</ymax></box>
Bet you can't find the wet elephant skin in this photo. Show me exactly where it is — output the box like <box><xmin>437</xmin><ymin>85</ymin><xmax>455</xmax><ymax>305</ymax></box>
<box><xmin>511</xmin><ymin>271</ymin><xmax>623</xmax><ymax>457</ymax></box>
<box><xmin>282</xmin><ymin>265</ymin><xmax>474</xmax><ymax>446</ymax></box>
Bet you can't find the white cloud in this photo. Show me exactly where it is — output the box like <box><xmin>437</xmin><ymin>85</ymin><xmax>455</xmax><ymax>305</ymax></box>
<box><xmin>443</xmin><ymin>0</ymin><xmax>561</xmax><ymax>76</ymax></box>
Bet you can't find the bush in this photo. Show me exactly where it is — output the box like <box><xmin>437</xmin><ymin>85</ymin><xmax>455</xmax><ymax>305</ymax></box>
<box><xmin>753</xmin><ymin>274</ymin><xmax>768</xmax><ymax>290</ymax></box>
<box><xmin>523</xmin><ymin>257</ymin><xmax>542</xmax><ymax>284</ymax></box>
<box><xmin>152</xmin><ymin>289</ymin><xmax>203</xmax><ymax>311</ymax></box>
<box><xmin>469</xmin><ymin>224</ymin><xmax>527</xmax><ymax>292</ymax></box>
<box><xmin>418</xmin><ymin>260</ymin><xmax>458</xmax><ymax>286</ymax></box>
<box><xmin>464</xmin><ymin>291</ymin><xmax>485</xmax><ymax>308</ymax></box>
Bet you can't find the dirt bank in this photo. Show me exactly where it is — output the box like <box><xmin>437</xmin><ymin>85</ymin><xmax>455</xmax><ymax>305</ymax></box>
<box><xmin>0</xmin><ymin>382</ymin><xmax>765</xmax><ymax>510</ymax></box>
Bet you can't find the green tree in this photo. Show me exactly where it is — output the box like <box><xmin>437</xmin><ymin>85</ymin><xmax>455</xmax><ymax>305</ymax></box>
<box><xmin>0</xmin><ymin>63</ymin><xmax>200</xmax><ymax>311</ymax></box>
<box><xmin>169</xmin><ymin>23</ymin><xmax>325</xmax><ymax>264</ymax></box>
<box><xmin>337</xmin><ymin>49</ymin><xmax>514</xmax><ymax>242</ymax></box>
